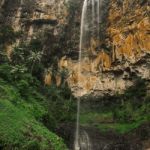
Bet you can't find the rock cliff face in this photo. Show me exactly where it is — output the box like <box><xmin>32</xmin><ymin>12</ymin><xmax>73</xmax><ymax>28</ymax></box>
<box><xmin>0</xmin><ymin>0</ymin><xmax>67</xmax><ymax>33</ymax></box>
<box><xmin>0</xmin><ymin>0</ymin><xmax>150</xmax><ymax>98</ymax></box>
<box><xmin>0</xmin><ymin>0</ymin><xmax>79</xmax><ymax>59</ymax></box>
<box><xmin>59</xmin><ymin>0</ymin><xmax>150</xmax><ymax>97</ymax></box>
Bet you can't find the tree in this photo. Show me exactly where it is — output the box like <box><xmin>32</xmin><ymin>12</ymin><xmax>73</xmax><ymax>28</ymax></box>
<box><xmin>28</xmin><ymin>51</ymin><xmax>43</xmax><ymax>73</ymax></box>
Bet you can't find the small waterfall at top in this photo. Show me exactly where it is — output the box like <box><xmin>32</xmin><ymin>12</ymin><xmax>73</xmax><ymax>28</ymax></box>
<box><xmin>74</xmin><ymin>0</ymin><xmax>102</xmax><ymax>150</ymax></box>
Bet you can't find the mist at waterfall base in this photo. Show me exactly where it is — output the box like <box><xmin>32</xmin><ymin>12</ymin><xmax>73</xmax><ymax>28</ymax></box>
<box><xmin>74</xmin><ymin>0</ymin><xmax>102</xmax><ymax>150</ymax></box>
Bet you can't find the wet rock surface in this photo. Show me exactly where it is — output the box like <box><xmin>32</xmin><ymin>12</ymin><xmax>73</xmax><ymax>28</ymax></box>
<box><xmin>56</xmin><ymin>122</ymin><xmax>150</xmax><ymax>150</ymax></box>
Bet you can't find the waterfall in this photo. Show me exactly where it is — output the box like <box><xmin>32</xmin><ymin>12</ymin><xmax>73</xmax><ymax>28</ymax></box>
<box><xmin>78</xmin><ymin>0</ymin><xmax>102</xmax><ymax>57</ymax></box>
<box><xmin>79</xmin><ymin>130</ymin><xmax>92</xmax><ymax>150</ymax></box>
<box><xmin>74</xmin><ymin>0</ymin><xmax>101</xmax><ymax>150</ymax></box>
<box><xmin>0</xmin><ymin>0</ymin><xmax>5</xmax><ymax>7</ymax></box>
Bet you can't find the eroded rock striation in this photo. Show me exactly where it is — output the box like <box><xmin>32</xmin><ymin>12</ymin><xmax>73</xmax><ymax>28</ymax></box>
<box><xmin>0</xmin><ymin>0</ymin><xmax>150</xmax><ymax>98</ymax></box>
<box><xmin>59</xmin><ymin>0</ymin><xmax>150</xmax><ymax>97</ymax></box>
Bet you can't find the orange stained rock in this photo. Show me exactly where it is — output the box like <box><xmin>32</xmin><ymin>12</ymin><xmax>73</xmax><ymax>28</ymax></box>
<box><xmin>137</xmin><ymin>17</ymin><xmax>150</xmax><ymax>31</ymax></box>
<box><xmin>69</xmin><ymin>72</ymin><xmax>98</xmax><ymax>92</ymax></box>
<box><xmin>69</xmin><ymin>72</ymin><xmax>78</xmax><ymax>85</ymax></box>
<box><xmin>89</xmin><ymin>38</ymin><xmax>99</xmax><ymax>55</ymax></box>
<box><xmin>44</xmin><ymin>14</ymin><xmax>57</xmax><ymax>20</ymax></box>
<box><xmin>107</xmin><ymin>28</ymin><xmax>120</xmax><ymax>36</ymax></box>
<box><xmin>82</xmin><ymin>75</ymin><xmax>99</xmax><ymax>92</ymax></box>
<box><xmin>81</xmin><ymin>60</ymin><xmax>91</xmax><ymax>72</ymax></box>
<box><xmin>90</xmin><ymin>76</ymin><xmax>98</xmax><ymax>84</ymax></box>
<box><xmin>108</xmin><ymin>8</ymin><xmax>122</xmax><ymax>22</ymax></box>
<box><xmin>123</xmin><ymin>34</ymin><xmax>135</xmax><ymax>57</ymax></box>
<box><xmin>126</xmin><ymin>23</ymin><xmax>137</xmax><ymax>31</ymax></box>
<box><xmin>113</xmin><ymin>34</ymin><xmax>124</xmax><ymax>46</ymax></box>
<box><xmin>117</xmin><ymin>34</ymin><xmax>132</xmax><ymax>57</ymax></box>
<box><xmin>99</xmin><ymin>52</ymin><xmax>111</xmax><ymax>70</ymax></box>
<box><xmin>132</xmin><ymin>34</ymin><xmax>141</xmax><ymax>56</ymax></box>
<box><xmin>55</xmin><ymin>74</ymin><xmax>62</xmax><ymax>87</ymax></box>
<box><xmin>93</xmin><ymin>51</ymin><xmax>111</xmax><ymax>71</ymax></box>
<box><xmin>85</xmin><ymin>76</ymin><xmax>98</xmax><ymax>91</ymax></box>
<box><xmin>5</xmin><ymin>44</ymin><xmax>13</xmax><ymax>60</ymax></box>
<box><xmin>77</xmin><ymin>73</ymin><xmax>86</xmax><ymax>85</ymax></box>
<box><xmin>44</xmin><ymin>72</ymin><xmax>52</xmax><ymax>86</ymax></box>
<box><xmin>85</xmin><ymin>78</ymin><xmax>93</xmax><ymax>91</ymax></box>
<box><xmin>137</xmin><ymin>32</ymin><xmax>150</xmax><ymax>51</ymax></box>
<box><xmin>102</xmin><ymin>52</ymin><xmax>112</xmax><ymax>70</ymax></box>
<box><xmin>59</xmin><ymin>56</ymin><xmax>68</xmax><ymax>69</ymax></box>
<box><xmin>69</xmin><ymin>71</ymin><xmax>87</xmax><ymax>87</ymax></box>
<box><xmin>114</xmin><ymin>31</ymin><xmax>150</xmax><ymax>60</ymax></box>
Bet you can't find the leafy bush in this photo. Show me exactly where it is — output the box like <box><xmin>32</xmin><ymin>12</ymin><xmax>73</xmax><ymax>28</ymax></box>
<box><xmin>0</xmin><ymin>63</ymin><xmax>12</xmax><ymax>81</ymax></box>
<box><xmin>0</xmin><ymin>55</ymin><xmax>76</xmax><ymax>149</ymax></box>
<box><xmin>80</xmin><ymin>78</ymin><xmax>150</xmax><ymax>134</ymax></box>
<box><xmin>42</xmin><ymin>83</ymin><xmax>76</xmax><ymax>129</ymax></box>
<box><xmin>0</xmin><ymin>76</ymin><xmax>68</xmax><ymax>150</ymax></box>
<box><xmin>11</xmin><ymin>40</ymin><xmax>44</xmax><ymax>75</ymax></box>
<box><xmin>0</xmin><ymin>25</ymin><xmax>21</xmax><ymax>45</ymax></box>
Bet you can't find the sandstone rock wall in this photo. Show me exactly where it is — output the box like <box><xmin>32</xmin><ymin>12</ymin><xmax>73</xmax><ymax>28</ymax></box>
<box><xmin>0</xmin><ymin>0</ymin><xmax>83</xmax><ymax>61</ymax></box>
<box><xmin>0</xmin><ymin>0</ymin><xmax>149</xmax><ymax>98</ymax></box>
<box><xmin>0</xmin><ymin>0</ymin><xmax>68</xmax><ymax>39</ymax></box>
<box><xmin>59</xmin><ymin>0</ymin><xmax>150</xmax><ymax>97</ymax></box>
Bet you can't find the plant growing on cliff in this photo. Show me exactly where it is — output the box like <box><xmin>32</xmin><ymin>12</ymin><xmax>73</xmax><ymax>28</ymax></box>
<box><xmin>0</xmin><ymin>77</ymin><xmax>68</xmax><ymax>150</ymax></box>
<box><xmin>0</xmin><ymin>25</ymin><xmax>21</xmax><ymax>45</ymax></box>
<box><xmin>66</xmin><ymin>1</ymin><xmax>78</xmax><ymax>12</ymax></box>
<box><xmin>42</xmin><ymin>83</ymin><xmax>76</xmax><ymax>130</ymax></box>
<box><xmin>28</xmin><ymin>51</ymin><xmax>43</xmax><ymax>73</ymax></box>
<box><xmin>11</xmin><ymin>38</ymin><xmax>44</xmax><ymax>76</ymax></box>
<box><xmin>79</xmin><ymin>78</ymin><xmax>150</xmax><ymax>134</ymax></box>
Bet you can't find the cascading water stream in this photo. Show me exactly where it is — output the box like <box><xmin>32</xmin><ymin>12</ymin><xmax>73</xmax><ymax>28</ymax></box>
<box><xmin>74</xmin><ymin>0</ymin><xmax>102</xmax><ymax>150</ymax></box>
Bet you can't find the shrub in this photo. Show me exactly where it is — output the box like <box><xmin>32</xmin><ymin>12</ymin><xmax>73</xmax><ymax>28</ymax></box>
<box><xmin>42</xmin><ymin>84</ymin><xmax>76</xmax><ymax>128</ymax></box>
<box><xmin>0</xmin><ymin>25</ymin><xmax>21</xmax><ymax>45</ymax></box>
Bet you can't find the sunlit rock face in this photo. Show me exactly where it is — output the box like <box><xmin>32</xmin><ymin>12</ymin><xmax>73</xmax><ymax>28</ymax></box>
<box><xmin>0</xmin><ymin>0</ymin><xmax>83</xmax><ymax>86</ymax></box>
<box><xmin>59</xmin><ymin>52</ymin><xmax>133</xmax><ymax>97</ymax></box>
<box><xmin>59</xmin><ymin>0</ymin><xmax>150</xmax><ymax>98</ymax></box>
<box><xmin>108</xmin><ymin>1</ymin><xmax>150</xmax><ymax>62</ymax></box>
<box><xmin>1</xmin><ymin>0</ymin><xmax>149</xmax><ymax>98</ymax></box>
<box><xmin>0</xmin><ymin>0</ymin><xmax>72</xmax><ymax>75</ymax></box>
<box><xmin>0</xmin><ymin>0</ymin><xmax>82</xmax><ymax>58</ymax></box>
<box><xmin>0</xmin><ymin>0</ymin><xmax>68</xmax><ymax>39</ymax></box>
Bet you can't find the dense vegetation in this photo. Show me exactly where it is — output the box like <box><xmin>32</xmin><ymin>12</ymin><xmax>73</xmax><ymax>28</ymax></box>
<box><xmin>0</xmin><ymin>25</ymin><xmax>76</xmax><ymax>150</ymax></box>
<box><xmin>0</xmin><ymin>15</ymin><xmax>150</xmax><ymax>149</ymax></box>
<box><xmin>80</xmin><ymin>79</ymin><xmax>150</xmax><ymax>134</ymax></box>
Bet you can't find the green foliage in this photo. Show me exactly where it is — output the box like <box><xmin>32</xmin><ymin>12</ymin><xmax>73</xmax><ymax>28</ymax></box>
<box><xmin>96</xmin><ymin>122</ymin><xmax>142</xmax><ymax>134</ymax></box>
<box><xmin>28</xmin><ymin>51</ymin><xmax>43</xmax><ymax>73</ymax></box>
<box><xmin>0</xmin><ymin>49</ymin><xmax>9</xmax><ymax>63</ymax></box>
<box><xmin>112</xmin><ymin>79</ymin><xmax>149</xmax><ymax>123</ymax></box>
<box><xmin>0</xmin><ymin>78</ymin><xmax>68</xmax><ymax>150</ymax></box>
<box><xmin>11</xmin><ymin>46</ymin><xmax>29</xmax><ymax>65</ymax></box>
<box><xmin>0</xmin><ymin>54</ymin><xmax>77</xmax><ymax>149</ymax></box>
<box><xmin>0</xmin><ymin>63</ymin><xmax>12</xmax><ymax>81</ymax></box>
<box><xmin>29</xmin><ymin>38</ymin><xmax>43</xmax><ymax>51</ymax></box>
<box><xmin>0</xmin><ymin>25</ymin><xmax>21</xmax><ymax>45</ymax></box>
<box><xmin>80</xmin><ymin>79</ymin><xmax>150</xmax><ymax>134</ymax></box>
<box><xmin>11</xmin><ymin>39</ymin><xmax>44</xmax><ymax>75</ymax></box>
<box><xmin>80</xmin><ymin>112</ymin><xmax>113</xmax><ymax>125</ymax></box>
<box><xmin>43</xmin><ymin>84</ymin><xmax>76</xmax><ymax>130</ymax></box>
<box><xmin>66</xmin><ymin>1</ymin><xmax>79</xmax><ymax>13</ymax></box>
<box><xmin>0</xmin><ymin>63</ymin><xmax>37</xmax><ymax>87</ymax></box>
<box><xmin>0</xmin><ymin>61</ymin><xmax>69</xmax><ymax>150</ymax></box>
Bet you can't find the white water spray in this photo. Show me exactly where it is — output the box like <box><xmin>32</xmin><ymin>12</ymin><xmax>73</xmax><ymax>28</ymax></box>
<box><xmin>74</xmin><ymin>0</ymin><xmax>101</xmax><ymax>150</ymax></box>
